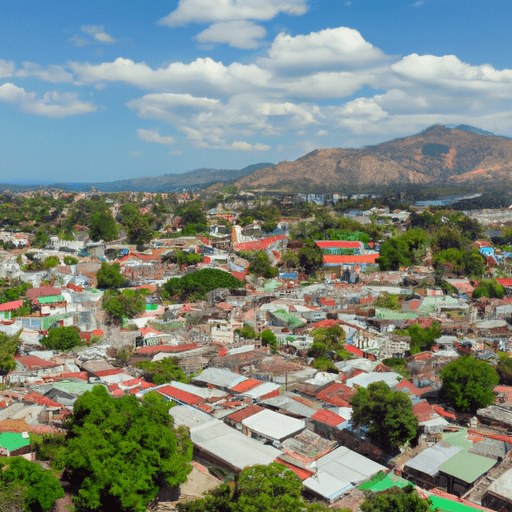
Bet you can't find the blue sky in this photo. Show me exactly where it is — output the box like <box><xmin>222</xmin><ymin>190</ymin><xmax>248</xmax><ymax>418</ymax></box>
<box><xmin>2</xmin><ymin>0</ymin><xmax>512</xmax><ymax>184</ymax></box>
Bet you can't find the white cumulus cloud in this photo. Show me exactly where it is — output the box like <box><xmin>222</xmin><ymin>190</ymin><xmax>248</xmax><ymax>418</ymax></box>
<box><xmin>16</xmin><ymin>62</ymin><xmax>75</xmax><ymax>83</ymax></box>
<box><xmin>231</xmin><ymin>141</ymin><xmax>270</xmax><ymax>151</ymax></box>
<box><xmin>0</xmin><ymin>59</ymin><xmax>15</xmax><ymax>78</ymax></box>
<box><xmin>263</xmin><ymin>27</ymin><xmax>387</xmax><ymax>69</ymax></box>
<box><xmin>0</xmin><ymin>83</ymin><xmax>96</xmax><ymax>118</ymax></box>
<box><xmin>159</xmin><ymin>0</ymin><xmax>308</xmax><ymax>27</ymax></box>
<box><xmin>137</xmin><ymin>128</ymin><xmax>176</xmax><ymax>146</ymax></box>
<box><xmin>81</xmin><ymin>25</ymin><xmax>116</xmax><ymax>44</ymax></box>
<box><xmin>195</xmin><ymin>21</ymin><xmax>266</xmax><ymax>49</ymax></box>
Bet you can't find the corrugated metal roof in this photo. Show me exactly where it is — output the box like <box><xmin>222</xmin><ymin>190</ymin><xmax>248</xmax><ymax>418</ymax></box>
<box><xmin>241</xmin><ymin>409</ymin><xmax>305</xmax><ymax>441</ymax></box>
<box><xmin>439</xmin><ymin>451</ymin><xmax>495</xmax><ymax>483</ymax></box>
<box><xmin>241</xmin><ymin>381</ymin><xmax>280</xmax><ymax>399</ymax></box>
<box><xmin>404</xmin><ymin>442</ymin><xmax>462</xmax><ymax>476</ymax></box>
<box><xmin>193</xmin><ymin>367</ymin><xmax>244</xmax><ymax>389</ymax></box>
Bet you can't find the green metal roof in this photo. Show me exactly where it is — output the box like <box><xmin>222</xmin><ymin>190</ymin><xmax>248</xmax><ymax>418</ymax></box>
<box><xmin>439</xmin><ymin>451</ymin><xmax>496</xmax><ymax>484</ymax></box>
<box><xmin>37</xmin><ymin>295</ymin><xmax>65</xmax><ymax>304</ymax></box>
<box><xmin>359</xmin><ymin>472</ymin><xmax>410</xmax><ymax>492</ymax></box>
<box><xmin>272</xmin><ymin>309</ymin><xmax>305</xmax><ymax>329</ymax></box>
<box><xmin>263</xmin><ymin>279</ymin><xmax>281</xmax><ymax>292</ymax></box>
<box><xmin>443</xmin><ymin>428</ymin><xmax>473</xmax><ymax>450</ymax></box>
<box><xmin>375</xmin><ymin>308</ymin><xmax>418</xmax><ymax>320</ymax></box>
<box><xmin>0</xmin><ymin>432</ymin><xmax>30</xmax><ymax>452</ymax></box>
<box><xmin>52</xmin><ymin>380</ymin><xmax>98</xmax><ymax>395</ymax></box>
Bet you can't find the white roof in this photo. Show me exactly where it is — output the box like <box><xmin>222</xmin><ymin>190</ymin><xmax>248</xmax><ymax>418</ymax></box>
<box><xmin>404</xmin><ymin>443</ymin><xmax>462</xmax><ymax>477</ymax></box>
<box><xmin>486</xmin><ymin>467</ymin><xmax>512</xmax><ymax>501</ymax></box>
<box><xmin>303</xmin><ymin>446</ymin><xmax>386</xmax><ymax>501</ymax></box>
<box><xmin>242</xmin><ymin>409</ymin><xmax>305</xmax><ymax>441</ymax></box>
<box><xmin>193</xmin><ymin>367</ymin><xmax>245</xmax><ymax>389</ymax></box>
<box><xmin>170</xmin><ymin>381</ymin><xmax>228</xmax><ymax>400</ymax></box>
<box><xmin>241</xmin><ymin>381</ymin><xmax>280</xmax><ymax>399</ymax></box>
<box><xmin>346</xmin><ymin>371</ymin><xmax>401</xmax><ymax>389</ymax></box>
<box><xmin>190</xmin><ymin>420</ymin><xmax>282</xmax><ymax>472</ymax></box>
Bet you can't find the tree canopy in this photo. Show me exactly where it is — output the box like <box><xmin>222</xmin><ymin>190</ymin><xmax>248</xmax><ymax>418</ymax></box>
<box><xmin>0</xmin><ymin>456</ymin><xmax>64</xmax><ymax>512</ymax></box>
<box><xmin>440</xmin><ymin>355</ymin><xmax>499</xmax><ymax>413</ymax></box>
<box><xmin>0</xmin><ymin>330</ymin><xmax>20</xmax><ymax>371</ymax></box>
<box><xmin>40</xmin><ymin>326</ymin><xmax>82</xmax><ymax>351</ymax></box>
<box><xmin>360</xmin><ymin>486</ymin><xmax>434</xmax><ymax>512</ymax></box>
<box><xmin>136</xmin><ymin>356</ymin><xmax>188</xmax><ymax>385</ymax></box>
<box><xmin>64</xmin><ymin>386</ymin><xmax>192</xmax><ymax>512</ymax></box>
<box><xmin>89</xmin><ymin>211</ymin><xmax>119</xmax><ymax>242</ymax></box>
<box><xmin>161</xmin><ymin>268</ymin><xmax>244</xmax><ymax>301</ymax></box>
<box><xmin>177</xmin><ymin>463</ymin><xmax>331</xmax><ymax>512</ymax></box>
<box><xmin>96</xmin><ymin>261</ymin><xmax>127</xmax><ymax>289</ymax></box>
<box><xmin>351</xmin><ymin>381</ymin><xmax>418</xmax><ymax>451</ymax></box>
<box><xmin>102</xmin><ymin>288</ymin><xmax>146</xmax><ymax>321</ymax></box>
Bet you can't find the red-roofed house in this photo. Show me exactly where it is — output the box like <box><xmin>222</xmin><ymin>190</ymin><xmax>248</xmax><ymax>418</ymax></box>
<box><xmin>14</xmin><ymin>356</ymin><xmax>60</xmax><ymax>371</ymax></box>
<box><xmin>316</xmin><ymin>382</ymin><xmax>355</xmax><ymax>407</ymax></box>
<box><xmin>23</xmin><ymin>392</ymin><xmax>63</xmax><ymax>408</ymax></box>
<box><xmin>311</xmin><ymin>409</ymin><xmax>345</xmax><ymax>427</ymax></box>
<box><xmin>412</xmin><ymin>400</ymin><xmax>437</xmax><ymax>423</ymax></box>
<box><xmin>0</xmin><ymin>300</ymin><xmax>23</xmax><ymax>312</ymax></box>
<box><xmin>226</xmin><ymin>404</ymin><xmax>263</xmax><ymax>425</ymax></box>
<box><xmin>230</xmin><ymin>378</ymin><xmax>262</xmax><ymax>393</ymax></box>
<box><xmin>156</xmin><ymin>385</ymin><xmax>204</xmax><ymax>405</ymax></box>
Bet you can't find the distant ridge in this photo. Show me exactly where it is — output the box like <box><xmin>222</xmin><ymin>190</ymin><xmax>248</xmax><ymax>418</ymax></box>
<box><xmin>234</xmin><ymin>125</ymin><xmax>512</xmax><ymax>193</ymax></box>
<box><xmin>37</xmin><ymin>163</ymin><xmax>274</xmax><ymax>193</ymax></box>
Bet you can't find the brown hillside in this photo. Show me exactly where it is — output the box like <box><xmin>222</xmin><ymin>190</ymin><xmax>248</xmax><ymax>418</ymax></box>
<box><xmin>235</xmin><ymin>125</ymin><xmax>512</xmax><ymax>192</ymax></box>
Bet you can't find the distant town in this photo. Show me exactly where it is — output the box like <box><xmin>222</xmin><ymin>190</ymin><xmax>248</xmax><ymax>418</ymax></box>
<box><xmin>2</xmin><ymin>186</ymin><xmax>512</xmax><ymax>511</ymax></box>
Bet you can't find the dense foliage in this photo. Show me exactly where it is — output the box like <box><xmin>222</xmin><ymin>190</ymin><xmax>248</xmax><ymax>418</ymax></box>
<box><xmin>177</xmin><ymin>463</ymin><xmax>331</xmax><ymax>512</ymax></box>
<box><xmin>64</xmin><ymin>386</ymin><xmax>192</xmax><ymax>512</ymax></box>
<box><xmin>102</xmin><ymin>288</ymin><xmax>146</xmax><ymax>321</ymax></box>
<box><xmin>395</xmin><ymin>322</ymin><xmax>441</xmax><ymax>355</ymax></box>
<box><xmin>351</xmin><ymin>381</ymin><xmax>418</xmax><ymax>451</ymax></box>
<box><xmin>96</xmin><ymin>261</ymin><xmax>127</xmax><ymax>289</ymax></box>
<box><xmin>360</xmin><ymin>486</ymin><xmax>434</xmax><ymax>512</ymax></box>
<box><xmin>0</xmin><ymin>330</ymin><xmax>21</xmax><ymax>371</ymax></box>
<box><xmin>0</xmin><ymin>456</ymin><xmax>64</xmax><ymax>512</ymax></box>
<box><xmin>247</xmin><ymin>251</ymin><xmax>278</xmax><ymax>278</ymax></box>
<box><xmin>440</xmin><ymin>355</ymin><xmax>499</xmax><ymax>413</ymax></box>
<box><xmin>472</xmin><ymin>279</ymin><xmax>504</xmax><ymax>299</ymax></box>
<box><xmin>89</xmin><ymin>211</ymin><xmax>119</xmax><ymax>242</ymax></box>
<box><xmin>161</xmin><ymin>268</ymin><xmax>244</xmax><ymax>301</ymax></box>
<box><xmin>136</xmin><ymin>356</ymin><xmax>189</xmax><ymax>385</ymax></box>
<box><xmin>40</xmin><ymin>326</ymin><xmax>82</xmax><ymax>351</ymax></box>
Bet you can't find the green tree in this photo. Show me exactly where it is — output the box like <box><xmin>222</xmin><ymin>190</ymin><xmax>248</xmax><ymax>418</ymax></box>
<box><xmin>472</xmin><ymin>279</ymin><xmax>504</xmax><ymax>299</ymax></box>
<box><xmin>42</xmin><ymin>256</ymin><xmax>59</xmax><ymax>269</ymax></box>
<box><xmin>260</xmin><ymin>329</ymin><xmax>277</xmax><ymax>353</ymax></box>
<box><xmin>89</xmin><ymin>211</ymin><xmax>119</xmax><ymax>242</ymax></box>
<box><xmin>177</xmin><ymin>484</ymin><xmax>234</xmax><ymax>512</ymax></box>
<box><xmin>102</xmin><ymin>289</ymin><xmax>146</xmax><ymax>321</ymax></box>
<box><xmin>161</xmin><ymin>269</ymin><xmax>244</xmax><ymax>301</ymax></box>
<box><xmin>0</xmin><ymin>331</ymin><xmax>21</xmax><ymax>371</ymax></box>
<box><xmin>351</xmin><ymin>381</ymin><xmax>418</xmax><ymax>451</ymax></box>
<box><xmin>248</xmin><ymin>251</ymin><xmax>278</xmax><ymax>278</ymax></box>
<box><xmin>64</xmin><ymin>386</ymin><xmax>192</xmax><ymax>512</ymax></box>
<box><xmin>361</xmin><ymin>486</ymin><xmax>435</xmax><ymax>512</ymax></box>
<box><xmin>496</xmin><ymin>352</ymin><xmax>512</xmax><ymax>385</ymax></box>
<box><xmin>373</xmin><ymin>294</ymin><xmax>401</xmax><ymax>311</ymax></box>
<box><xmin>32</xmin><ymin>229</ymin><xmax>50</xmax><ymax>248</ymax></box>
<box><xmin>297</xmin><ymin>240</ymin><xmax>323</xmax><ymax>274</ymax></box>
<box><xmin>136</xmin><ymin>357</ymin><xmax>188</xmax><ymax>385</ymax></box>
<box><xmin>96</xmin><ymin>261</ymin><xmax>127</xmax><ymax>289</ymax></box>
<box><xmin>440</xmin><ymin>355</ymin><xmax>499</xmax><ymax>413</ymax></box>
<box><xmin>63</xmin><ymin>256</ymin><xmax>79</xmax><ymax>265</ymax></box>
<box><xmin>0</xmin><ymin>456</ymin><xmax>64</xmax><ymax>512</ymax></box>
<box><xmin>40</xmin><ymin>326</ymin><xmax>82</xmax><ymax>351</ymax></box>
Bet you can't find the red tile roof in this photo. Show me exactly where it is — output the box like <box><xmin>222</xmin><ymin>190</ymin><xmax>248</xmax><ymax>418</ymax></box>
<box><xmin>312</xmin><ymin>409</ymin><xmax>345</xmax><ymax>427</ymax></box>
<box><xmin>227</xmin><ymin>404</ymin><xmax>263</xmax><ymax>423</ymax></box>
<box><xmin>55</xmin><ymin>372</ymin><xmax>88</xmax><ymax>381</ymax></box>
<box><xmin>315</xmin><ymin>241</ymin><xmax>364</xmax><ymax>249</ymax></box>
<box><xmin>234</xmin><ymin>235</ymin><xmax>287</xmax><ymax>252</ymax></box>
<box><xmin>0</xmin><ymin>300</ymin><xmax>23</xmax><ymax>312</ymax></box>
<box><xmin>275</xmin><ymin>458</ymin><xmax>314</xmax><ymax>480</ymax></box>
<box><xmin>23</xmin><ymin>391</ymin><xmax>63</xmax><ymax>408</ymax></box>
<box><xmin>14</xmin><ymin>356</ymin><xmax>59</xmax><ymax>370</ymax></box>
<box><xmin>156</xmin><ymin>385</ymin><xmax>204</xmax><ymax>405</ymax></box>
<box><xmin>26</xmin><ymin>287</ymin><xmax>61</xmax><ymax>299</ymax></box>
<box><xmin>344</xmin><ymin>344</ymin><xmax>364</xmax><ymax>357</ymax></box>
<box><xmin>323</xmin><ymin>254</ymin><xmax>379</xmax><ymax>265</ymax></box>
<box><xmin>230</xmin><ymin>378</ymin><xmax>262</xmax><ymax>393</ymax></box>
<box><xmin>412</xmin><ymin>400</ymin><xmax>436</xmax><ymax>423</ymax></box>
<box><xmin>497</xmin><ymin>278</ymin><xmax>512</xmax><ymax>288</ymax></box>
<box><xmin>433</xmin><ymin>404</ymin><xmax>456</xmax><ymax>420</ymax></box>
<box><xmin>316</xmin><ymin>382</ymin><xmax>355</xmax><ymax>407</ymax></box>
<box><xmin>230</xmin><ymin>271</ymin><xmax>246</xmax><ymax>281</ymax></box>
<box><xmin>135</xmin><ymin>343</ymin><xmax>198</xmax><ymax>354</ymax></box>
<box><xmin>94</xmin><ymin>368</ymin><xmax>123</xmax><ymax>377</ymax></box>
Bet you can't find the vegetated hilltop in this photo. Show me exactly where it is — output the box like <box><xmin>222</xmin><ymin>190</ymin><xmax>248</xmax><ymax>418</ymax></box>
<box><xmin>46</xmin><ymin>162</ymin><xmax>274</xmax><ymax>193</ymax></box>
<box><xmin>234</xmin><ymin>125</ymin><xmax>512</xmax><ymax>192</ymax></box>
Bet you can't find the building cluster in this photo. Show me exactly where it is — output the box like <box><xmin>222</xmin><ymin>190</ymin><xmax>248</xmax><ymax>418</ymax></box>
<box><xmin>2</xmin><ymin>202</ymin><xmax>512</xmax><ymax>510</ymax></box>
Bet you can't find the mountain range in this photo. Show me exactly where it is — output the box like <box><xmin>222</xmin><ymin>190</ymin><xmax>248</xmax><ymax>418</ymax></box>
<box><xmin>3</xmin><ymin>125</ymin><xmax>512</xmax><ymax>194</ymax></box>
<box><xmin>234</xmin><ymin>125</ymin><xmax>512</xmax><ymax>193</ymax></box>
